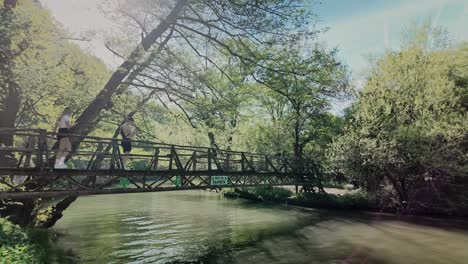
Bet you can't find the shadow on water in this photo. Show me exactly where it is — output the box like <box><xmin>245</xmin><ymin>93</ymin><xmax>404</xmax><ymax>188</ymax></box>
<box><xmin>50</xmin><ymin>191</ymin><xmax>468</xmax><ymax>264</ymax></box>
<box><xmin>167</xmin><ymin>201</ymin><xmax>468</xmax><ymax>264</ymax></box>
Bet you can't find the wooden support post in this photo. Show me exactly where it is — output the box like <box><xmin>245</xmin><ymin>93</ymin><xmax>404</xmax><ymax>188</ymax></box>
<box><xmin>208</xmin><ymin>149</ymin><xmax>212</xmax><ymax>172</ymax></box>
<box><xmin>110</xmin><ymin>142</ymin><xmax>117</xmax><ymax>170</ymax></box>
<box><xmin>36</xmin><ymin>130</ymin><xmax>47</xmax><ymax>170</ymax></box>
<box><xmin>193</xmin><ymin>151</ymin><xmax>197</xmax><ymax>172</ymax></box>
<box><xmin>16</xmin><ymin>135</ymin><xmax>30</xmax><ymax>168</ymax></box>
<box><xmin>169</xmin><ymin>146</ymin><xmax>174</xmax><ymax>170</ymax></box>
<box><xmin>23</xmin><ymin>136</ymin><xmax>36</xmax><ymax>168</ymax></box>
<box><xmin>87</xmin><ymin>142</ymin><xmax>102</xmax><ymax>170</ymax></box>
<box><xmin>173</xmin><ymin>148</ymin><xmax>183</xmax><ymax>171</ymax></box>
<box><xmin>181</xmin><ymin>175</ymin><xmax>185</xmax><ymax>187</ymax></box>
<box><xmin>91</xmin><ymin>173</ymin><xmax>96</xmax><ymax>189</ymax></box>
<box><xmin>226</xmin><ymin>152</ymin><xmax>230</xmax><ymax>172</ymax></box>
<box><xmin>241</xmin><ymin>153</ymin><xmax>245</xmax><ymax>172</ymax></box>
<box><xmin>116</xmin><ymin>143</ymin><xmax>124</xmax><ymax>170</ymax></box>
<box><xmin>153</xmin><ymin>147</ymin><xmax>160</xmax><ymax>170</ymax></box>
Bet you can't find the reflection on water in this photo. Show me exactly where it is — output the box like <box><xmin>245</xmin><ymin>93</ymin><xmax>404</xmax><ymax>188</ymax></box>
<box><xmin>53</xmin><ymin>191</ymin><xmax>468</xmax><ymax>264</ymax></box>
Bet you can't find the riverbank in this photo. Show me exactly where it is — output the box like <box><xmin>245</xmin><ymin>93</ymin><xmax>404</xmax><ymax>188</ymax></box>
<box><xmin>223</xmin><ymin>187</ymin><xmax>376</xmax><ymax>209</ymax></box>
<box><xmin>0</xmin><ymin>218</ymin><xmax>78</xmax><ymax>264</ymax></box>
<box><xmin>0</xmin><ymin>218</ymin><xmax>45</xmax><ymax>263</ymax></box>
<box><xmin>222</xmin><ymin>187</ymin><xmax>468</xmax><ymax>218</ymax></box>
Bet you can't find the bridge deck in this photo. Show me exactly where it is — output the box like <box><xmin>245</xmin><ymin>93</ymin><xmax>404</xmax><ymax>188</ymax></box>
<box><xmin>0</xmin><ymin>129</ymin><xmax>320</xmax><ymax>199</ymax></box>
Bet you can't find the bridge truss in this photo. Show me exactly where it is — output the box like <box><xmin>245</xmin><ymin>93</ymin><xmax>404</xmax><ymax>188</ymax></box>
<box><xmin>0</xmin><ymin>129</ymin><xmax>322</xmax><ymax>199</ymax></box>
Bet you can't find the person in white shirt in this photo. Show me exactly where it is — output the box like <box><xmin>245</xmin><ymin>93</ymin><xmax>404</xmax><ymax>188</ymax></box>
<box><xmin>53</xmin><ymin>107</ymin><xmax>77</xmax><ymax>168</ymax></box>
<box><xmin>120</xmin><ymin>117</ymin><xmax>137</xmax><ymax>168</ymax></box>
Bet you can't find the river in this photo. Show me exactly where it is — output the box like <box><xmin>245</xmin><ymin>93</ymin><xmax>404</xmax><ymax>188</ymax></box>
<box><xmin>51</xmin><ymin>191</ymin><xmax>468</xmax><ymax>264</ymax></box>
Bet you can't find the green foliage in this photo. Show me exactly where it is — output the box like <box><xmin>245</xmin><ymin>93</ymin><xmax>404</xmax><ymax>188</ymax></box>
<box><xmin>237</xmin><ymin>187</ymin><xmax>293</xmax><ymax>201</ymax></box>
<box><xmin>250</xmin><ymin>44</ymin><xmax>349</xmax><ymax>158</ymax></box>
<box><xmin>0</xmin><ymin>218</ymin><xmax>45</xmax><ymax>263</ymax></box>
<box><xmin>3</xmin><ymin>0</ymin><xmax>110</xmax><ymax>129</ymax></box>
<box><xmin>0</xmin><ymin>0</ymin><xmax>112</xmax><ymax>228</ymax></box>
<box><xmin>329</xmin><ymin>23</ymin><xmax>468</xmax><ymax>213</ymax></box>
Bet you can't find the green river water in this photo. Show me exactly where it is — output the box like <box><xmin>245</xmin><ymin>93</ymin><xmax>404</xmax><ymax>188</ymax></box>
<box><xmin>51</xmin><ymin>191</ymin><xmax>468</xmax><ymax>264</ymax></box>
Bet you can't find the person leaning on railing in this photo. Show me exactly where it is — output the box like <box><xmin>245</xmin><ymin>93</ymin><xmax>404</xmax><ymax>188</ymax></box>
<box><xmin>52</xmin><ymin>107</ymin><xmax>77</xmax><ymax>168</ymax></box>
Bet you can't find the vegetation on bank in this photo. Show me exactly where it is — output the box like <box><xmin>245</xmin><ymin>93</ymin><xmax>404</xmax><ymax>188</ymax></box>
<box><xmin>0</xmin><ymin>218</ymin><xmax>76</xmax><ymax>264</ymax></box>
<box><xmin>224</xmin><ymin>184</ymin><xmax>468</xmax><ymax>216</ymax></box>
<box><xmin>223</xmin><ymin>187</ymin><xmax>377</xmax><ymax>211</ymax></box>
<box><xmin>223</xmin><ymin>187</ymin><xmax>293</xmax><ymax>202</ymax></box>
<box><xmin>0</xmin><ymin>217</ymin><xmax>44</xmax><ymax>263</ymax></box>
<box><xmin>328</xmin><ymin>22</ymin><xmax>468</xmax><ymax>215</ymax></box>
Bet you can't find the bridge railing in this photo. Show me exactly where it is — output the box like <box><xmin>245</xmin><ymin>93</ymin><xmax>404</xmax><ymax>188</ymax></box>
<box><xmin>0</xmin><ymin>128</ymin><xmax>321</xmax><ymax>198</ymax></box>
<box><xmin>0</xmin><ymin>128</ymin><xmax>315</xmax><ymax>175</ymax></box>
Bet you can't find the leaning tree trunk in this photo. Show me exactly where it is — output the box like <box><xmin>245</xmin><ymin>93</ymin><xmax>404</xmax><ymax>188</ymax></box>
<box><xmin>1</xmin><ymin>0</ymin><xmax>187</xmax><ymax>228</ymax></box>
<box><xmin>207</xmin><ymin>131</ymin><xmax>220</xmax><ymax>150</ymax></box>
<box><xmin>35</xmin><ymin>196</ymin><xmax>78</xmax><ymax>228</ymax></box>
<box><xmin>70</xmin><ymin>0</ymin><xmax>187</xmax><ymax>150</ymax></box>
<box><xmin>27</xmin><ymin>0</ymin><xmax>186</xmax><ymax>227</ymax></box>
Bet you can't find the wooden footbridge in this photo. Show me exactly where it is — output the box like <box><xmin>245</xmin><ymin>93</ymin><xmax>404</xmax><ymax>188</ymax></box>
<box><xmin>0</xmin><ymin>129</ymin><xmax>321</xmax><ymax>199</ymax></box>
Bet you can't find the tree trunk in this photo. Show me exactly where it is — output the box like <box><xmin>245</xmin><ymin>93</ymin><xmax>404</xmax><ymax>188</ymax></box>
<box><xmin>208</xmin><ymin>131</ymin><xmax>219</xmax><ymax>149</ymax></box>
<box><xmin>70</xmin><ymin>0</ymin><xmax>187</xmax><ymax>149</ymax></box>
<box><xmin>293</xmin><ymin>123</ymin><xmax>300</xmax><ymax>159</ymax></box>
<box><xmin>1</xmin><ymin>0</ymin><xmax>186</xmax><ymax>228</ymax></box>
<box><xmin>293</xmin><ymin>106</ymin><xmax>302</xmax><ymax>160</ymax></box>
<box><xmin>35</xmin><ymin>196</ymin><xmax>78</xmax><ymax>228</ymax></box>
<box><xmin>0</xmin><ymin>83</ymin><xmax>20</xmax><ymax>145</ymax></box>
<box><xmin>0</xmin><ymin>83</ymin><xmax>21</xmax><ymax>168</ymax></box>
<box><xmin>385</xmin><ymin>171</ymin><xmax>409</xmax><ymax>212</ymax></box>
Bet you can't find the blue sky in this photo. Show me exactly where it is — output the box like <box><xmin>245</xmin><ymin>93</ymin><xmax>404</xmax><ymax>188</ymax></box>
<box><xmin>41</xmin><ymin>0</ymin><xmax>468</xmax><ymax>77</ymax></box>
<box><xmin>315</xmin><ymin>0</ymin><xmax>468</xmax><ymax>81</ymax></box>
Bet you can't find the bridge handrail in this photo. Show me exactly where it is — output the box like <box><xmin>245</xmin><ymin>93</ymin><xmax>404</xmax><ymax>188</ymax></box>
<box><xmin>0</xmin><ymin>128</ymin><xmax>313</xmax><ymax>164</ymax></box>
<box><xmin>0</xmin><ymin>128</ymin><xmax>321</xmax><ymax>199</ymax></box>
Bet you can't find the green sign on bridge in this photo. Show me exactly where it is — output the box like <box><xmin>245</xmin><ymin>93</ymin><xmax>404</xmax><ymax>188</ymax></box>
<box><xmin>210</xmin><ymin>176</ymin><xmax>228</xmax><ymax>186</ymax></box>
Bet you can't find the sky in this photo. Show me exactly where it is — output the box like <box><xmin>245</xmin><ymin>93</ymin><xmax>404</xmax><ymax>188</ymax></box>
<box><xmin>315</xmin><ymin>0</ymin><xmax>468</xmax><ymax>80</ymax></box>
<box><xmin>39</xmin><ymin>0</ymin><xmax>468</xmax><ymax>112</ymax></box>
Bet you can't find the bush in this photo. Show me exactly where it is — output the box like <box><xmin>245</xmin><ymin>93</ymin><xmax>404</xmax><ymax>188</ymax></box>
<box><xmin>321</xmin><ymin>181</ymin><xmax>345</xmax><ymax>189</ymax></box>
<box><xmin>236</xmin><ymin>187</ymin><xmax>293</xmax><ymax>201</ymax></box>
<box><xmin>328</xmin><ymin>31</ymin><xmax>468</xmax><ymax>213</ymax></box>
<box><xmin>0</xmin><ymin>218</ymin><xmax>45</xmax><ymax>264</ymax></box>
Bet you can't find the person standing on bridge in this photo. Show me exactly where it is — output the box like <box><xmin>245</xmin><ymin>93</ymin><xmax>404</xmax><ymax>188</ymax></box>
<box><xmin>120</xmin><ymin>117</ymin><xmax>137</xmax><ymax>169</ymax></box>
<box><xmin>53</xmin><ymin>107</ymin><xmax>77</xmax><ymax>168</ymax></box>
